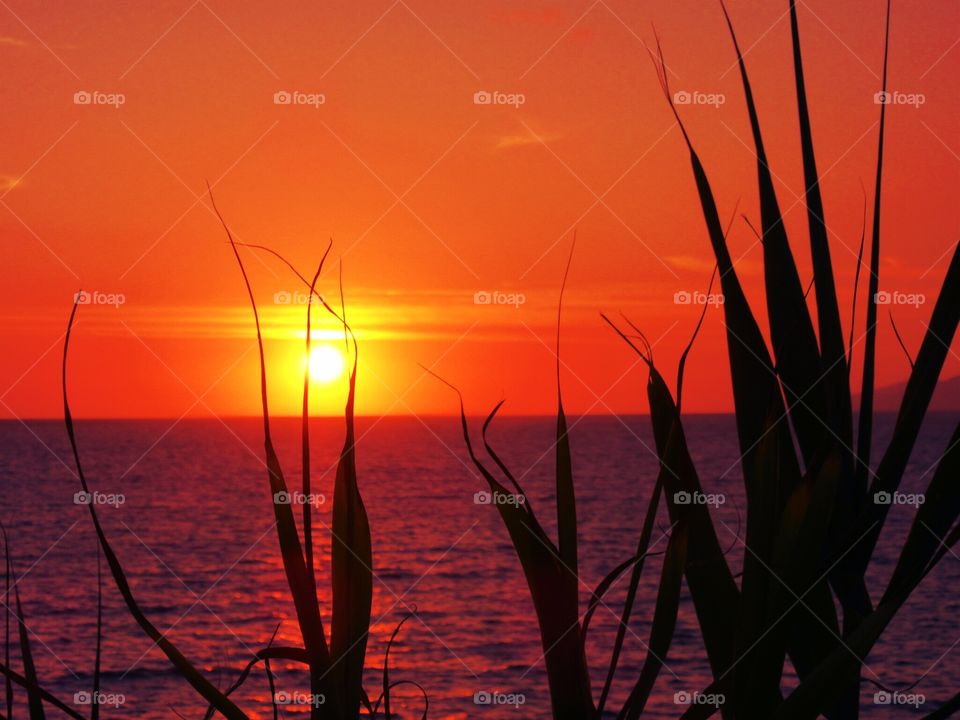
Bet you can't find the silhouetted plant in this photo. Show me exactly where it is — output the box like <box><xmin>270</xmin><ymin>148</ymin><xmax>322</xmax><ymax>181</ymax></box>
<box><xmin>442</xmin><ymin>1</ymin><xmax>960</xmax><ymax>718</ymax></box>
<box><xmin>0</xmin><ymin>215</ymin><xmax>421</xmax><ymax>718</ymax></box>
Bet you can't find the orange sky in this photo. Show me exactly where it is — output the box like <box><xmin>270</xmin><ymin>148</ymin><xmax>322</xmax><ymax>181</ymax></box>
<box><xmin>1</xmin><ymin>0</ymin><xmax>957</xmax><ymax>418</ymax></box>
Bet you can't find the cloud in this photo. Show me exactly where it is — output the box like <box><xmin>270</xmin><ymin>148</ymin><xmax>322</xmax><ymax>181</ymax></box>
<box><xmin>0</xmin><ymin>175</ymin><xmax>21</xmax><ymax>191</ymax></box>
<box><xmin>663</xmin><ymin>255</ymin><xmax>715</xmax><ymax>272</ymax></box>
<box><xmin>0</xmin><ymin>37</ymin><xmax>27</xmax><ymax>47</ymax></box>
<box><xmin>664</xmin><ymin>254</ymin><xmax>762</xmax><ymax>276</ymax></box>
<box><xmin>496</xmin><ymin>131</ymin><xmax>562</xmax><ymax>150</ymax></box>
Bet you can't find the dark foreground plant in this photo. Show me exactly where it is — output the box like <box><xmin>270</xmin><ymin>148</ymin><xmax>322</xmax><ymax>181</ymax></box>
<box><xmin>1</xmin><ymin>212</ymin><xmax>420</xmax><ymax>718</ymax></box>
<box><xmin>440</xmin><ymin>1</ymin><xmax>960</xmax><ymax>718</ymax></box>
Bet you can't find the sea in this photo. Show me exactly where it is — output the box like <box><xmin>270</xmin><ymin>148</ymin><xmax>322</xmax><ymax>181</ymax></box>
<box><xmin>1</xmin><ymin>414</ymin><xmax>956</xmax><ymax>718</ymax></box>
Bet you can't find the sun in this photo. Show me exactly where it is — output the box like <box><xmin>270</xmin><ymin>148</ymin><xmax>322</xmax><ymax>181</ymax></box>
<box><xmin>308</xmin><ymin>344</ymin><xmax>345</xmax><ymax>383</ymax></box>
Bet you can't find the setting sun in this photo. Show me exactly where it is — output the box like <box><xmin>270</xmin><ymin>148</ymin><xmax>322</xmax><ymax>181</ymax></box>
<box><xmin>308</xmin><ymin>344</ymin><xmax>345</xmax><ymax>384</ymax></box>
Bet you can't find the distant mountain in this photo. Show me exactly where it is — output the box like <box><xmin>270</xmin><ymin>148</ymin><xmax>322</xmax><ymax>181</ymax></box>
<box><xmin>856</xmin><ymin>375</ymin><xmax>960</xmax><ymax>412</ymax></box>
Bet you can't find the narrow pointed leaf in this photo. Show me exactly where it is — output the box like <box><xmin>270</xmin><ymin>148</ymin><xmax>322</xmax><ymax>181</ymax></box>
<box><xmin>62</xmin><ymin>300</ymin><xmax>249</xmax><ymax>720</ymax></box>
<box><xmin>210</xmin><ymin>195</ymin><xmax>332</xmax><ymax>719</ymax></box>
<box><xmin>720</xmin><ymin>0</ymin><xmax>829</xmax><ymax>469</ymax></box>
<box><xmin>329</xmin><ymin>303</ymin><xmax>373</xmax><ymax>720</ymax></box>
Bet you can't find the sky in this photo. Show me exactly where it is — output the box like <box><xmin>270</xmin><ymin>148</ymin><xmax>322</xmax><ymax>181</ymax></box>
<box><xmin>0</xmin><ymin>0</ymin><xmax>958</xmax><ymax>418</ymax></box>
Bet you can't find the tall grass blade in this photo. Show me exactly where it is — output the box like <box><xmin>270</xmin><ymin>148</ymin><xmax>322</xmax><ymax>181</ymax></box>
<box><xmin>853</xmin><ymin>242</ymin><xmax>960</xmax><ymax>568</ymax></box>
<box><xmin>848</xmin><ymin>187</ymin><xmax>868</xmax><ymax>369</ymax></box>
<box><xmin>265</xmin><ymin>656</ymin><xmax>278</xmax><ymax>720</ymax></box>
<box><xmin>62</xmin><ymin>298</ymin><xmax>249</xmax><ymax>719</ymax></box>
<box><xmin>329</xmin><ymin>289</ymin><xmax>373</xmax><ymax>720</ymax></box>
<box><xmin>373</xmin><ymin>681</ymin><xmax>429</xmax><ymax>720</ymax></box>
<box><xmin>651</xmin><ymin>38</ymin><xmax>804</xmax><ymax>714</ymax></box>
<box><xmin>0</xmin><ymin>664</ymin><xmax>84</xmax><ymax>720</ymax></box>
<box><xmin>854</xmin><ymin>0</ymin><xmax>892</xmax><ymax>500</ymax></box>
<box><xmin>619</xmin><ymin>519</ymin><xmax>688</xmax><ymax>720</ymax></box>
<box><xmin>883</xmin><ymin>422</ymin><xmax>960</xmax><ymax>599</ymax></box>
<box><xmin>788</xmin><ymin>0</ymin><xmax>852</xmax><ymax>448</ymax></box>
<box><xmin>555</xmin><ymin>238</ymin><xmax>579</xmax><ymax>581</ymax></box>
<box><xmin>369</xmin><ymin>612</ymin><xmax>413</xmax><ymax>719</ymax></box>
<box><xmin>579</xmin><ymin>543</ymin><xmax>655</xmax><ymax>648</ymax></box>
<box><xmin>602</xmin><ymin>296</ymin><xmax>710</xmax><ymax>716</ymax></box>
<box><xmin>481</xmin><ymin>402</ymin><xmax>533</xmax><ymax>513</ymax></box>
<box><xmin>202</xmin><ymin>644</ymin><xmax>307</xmax><ymax>719</ymax></box>
<box><xmin>91</xmin><ymin>548</ymin><xmax>102</xmax><ymax>720</ymax></box>
<box><xmin>10</xmin><ymin>558</ymin><xmax>44</xmax><ymax>718</ymax></box>
<box><xmin>604</xmin><ymin>316</ymin><xmax>738</xmax><ymax>714</ymax></box>
<box><xmin>226</xmin><ymin>238</ymin><xmax>375</xmax><ymax>716</ymax></box>
<box><xmin>303</xmin><ymin>240</ymin><xmax>333</xmax><ymax>584</ymax></box>
<box><xmin>3</xmin><ymin>530</ymin><xmax>11</xmax><ymax>720</ymax></box>
<box><xmin>719</xmin><ymin>0</ymin><xmax>828</xmax><ymax>468</ymax></box>
<box><xmin>748</xmin><ymin>452</ymin><xmax>844</xmax><ymax>716</ymax></box>
<box><xmin>888</xmin><ymin>312</ymin><xmax>914</xmax><ymax>369</ymax></box>
<box><xmin>780</xmin><ymin>422</ymin><xmax>960</xmax><ymax>718</ymax></box>
<box><xmin>650</xmin><ymin>34</ymin><xmax>803</xmax><ymax>521</ymax></box>
<box><xmin>925</xmin><ymin>691</ymin><xmax>960</xmax><ymax>719</ymax></box>
<box><xmin>593</xmin><ymin>476</ymin><xmax>662</xmax><ymax>716</ymax></box>
<box><xmin>210</xmin><ymin>193</ymin><xmax>332</xmax><ymax>716</ymax></box>
<box><xmin>430</xmin><ymin>372</ymin><xmax>594</xmax><ymax>718</ymax></box>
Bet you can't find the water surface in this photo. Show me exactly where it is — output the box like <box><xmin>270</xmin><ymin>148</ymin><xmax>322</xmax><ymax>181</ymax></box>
<box><xmin>1</xmin><ymin>415</ymin><xmax>956</xmax><ymax>717</ymax></box>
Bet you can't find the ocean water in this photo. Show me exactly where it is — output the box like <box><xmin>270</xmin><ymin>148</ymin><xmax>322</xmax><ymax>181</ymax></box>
<box><xmin>0</xmin><ymin>414</ymin><xmax>956</xmax><ymax>718</ymax></box>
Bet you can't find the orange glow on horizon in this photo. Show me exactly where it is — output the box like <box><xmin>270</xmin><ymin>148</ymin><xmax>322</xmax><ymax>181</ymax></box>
<box><xmin>0</xmin><ymin>1</ymin><xmax>957</xmax><ymax>419</ymax></box>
